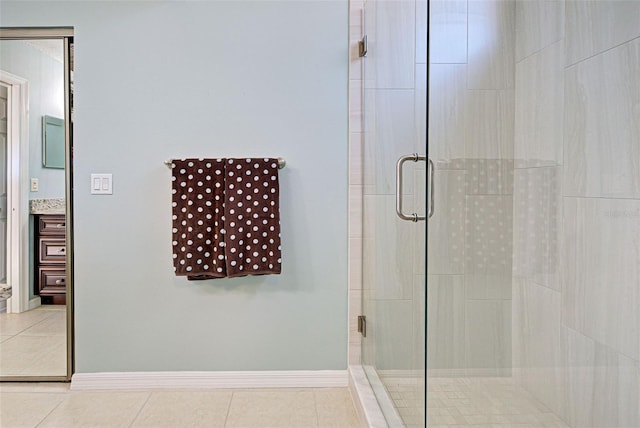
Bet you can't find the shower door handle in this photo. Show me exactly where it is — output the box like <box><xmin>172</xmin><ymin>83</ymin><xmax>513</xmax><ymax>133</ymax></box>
<box><xmin>396</xmin><ymin>153</ymin><xmax>430</xmax><ymax>222</ymax></box>
<box><xmin>427</xmin><ymin>158</ymin><xmax>435</xmax><ymax>218</ymax></box>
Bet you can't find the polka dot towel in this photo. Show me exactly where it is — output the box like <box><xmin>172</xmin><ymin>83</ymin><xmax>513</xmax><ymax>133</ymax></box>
<box><xmin>171</xmin><ymin>158</ymin><xmax>282</xmax><ymax>280</ymax></box>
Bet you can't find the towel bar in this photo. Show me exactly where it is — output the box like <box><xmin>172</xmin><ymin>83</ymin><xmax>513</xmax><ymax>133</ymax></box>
<box><xmin>164</xmin><ymin>157</ymin><xmax>286</xmax><ymax>169</ymax></box>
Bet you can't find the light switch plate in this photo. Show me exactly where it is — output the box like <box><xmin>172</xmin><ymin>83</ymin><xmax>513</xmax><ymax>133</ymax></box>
<box><xmin>90</xmin><ymin>173</ymin><xmax>113</xmax><ymax>195</ymax></box>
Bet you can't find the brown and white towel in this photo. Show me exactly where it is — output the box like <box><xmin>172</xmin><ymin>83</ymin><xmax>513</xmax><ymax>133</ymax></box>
<box><xmin>171</xmin><ymin>158</ymin><xmax>227</xmax><ymax>280</ymax></box>
<box><xmin>171</xmin><ymin>157</ymin><xmax>281</xmax><ymax>280</ymax></box>
<box><xmin>224</xmin><ymin>158</ymin><xmax>282</xmax><ymax>277</ymax></box>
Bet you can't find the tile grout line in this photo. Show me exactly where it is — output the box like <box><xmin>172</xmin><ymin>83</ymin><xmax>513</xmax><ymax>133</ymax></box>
<box><xmin>127</xmin><ymin>391</ymin><xmax>153</xmax><ymax>428</ymax></box>
<box><xmin>0</xmin><ymin>390</ymin><xmax>70</xmax><ymax>395</ymax></box>
<box><xmin>312</xmin><ymin>389</ymin><xmax>320</xmax><ymax>428</ymax></box>
<box><xmin>223</xmin><ymin>389</ymin><xmax>234</xmax><ymax>427</ymax></box>
<box><xmin>34</xmin><ymin>391</ymin><xmax>69</xmax><ymax>428</ymax></box>
<box><xmin>17</xmin><ymin>316</ymin><xmax>66</xmax><ymax>338</ymax></box>
<box><xmin>562</xmin><ymin>194</ymin><xmax>640</xmax><ymax>202</ymax></box>
<box><xmin>1</xmin><ymin>311</ymin><xmax>56</xmax><ymax>337</ymax></box>
<box><xmin>565</xmin><ymin>34</ymin><xmax>640</xmax><ymax>69</ymax></box>
<box><xmin>515</xmin><ymin>38</ymin><xmax>564</xmax><ymax>66</ymax></box>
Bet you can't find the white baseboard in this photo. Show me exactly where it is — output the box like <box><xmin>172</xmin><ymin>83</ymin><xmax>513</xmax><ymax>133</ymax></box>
<box><xmin>427</xmin><ymin>368</ymin><xmax>512</xmax><ymax>378</ymax></box>
<box><xmin>28</xmin><ymin>297</ymin><xmax>42</xmax><ymax>311</ymax></box>
<box><xmin>71</xmin><ymin>370</ymin><xmax>348</xmax><ymax>390</ymax></box>
<box><xmin>377</xmin><ymin>369</ymin><xmax>424</xmax><ymax>381</ymax></box>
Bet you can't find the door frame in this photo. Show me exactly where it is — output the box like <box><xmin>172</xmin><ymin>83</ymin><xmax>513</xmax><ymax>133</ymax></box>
<box><xmin>0</xmin><ymin>27</ymin><xmax>75</xmax><ymax>382</ymax></box>
<box><xmin>0</xmin><ymin>71</ymin><xmax>31</xmax><ymax>314</ymax></box>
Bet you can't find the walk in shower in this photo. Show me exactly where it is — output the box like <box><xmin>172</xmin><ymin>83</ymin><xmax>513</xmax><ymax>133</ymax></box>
<box><xmin>356</xmin><ymin>0</ymin><xmax>640</xmax><ymax>426</ymax></box>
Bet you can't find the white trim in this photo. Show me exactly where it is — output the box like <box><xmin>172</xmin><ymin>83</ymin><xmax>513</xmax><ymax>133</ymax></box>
<box><xmin>27</xmin><ymin>296</ymin><xmax>41</xmax><ymax>311</ymax></box>
<box><xmin>427</xmin><ymin>368</ymin><xmax>512</xmax><ymax>378</ymax></box>
<box><xmin>377</xmin><ymin>369</ymin><xmax>424</xmax><ymax>381</ymax></box>
<box><xmin>71</xmin><ymin>370</ymin><xmax>348</xmax><ymax>391</ymax></box>
<box><xmin>348</xmin><ymin>365</ymin><xmax>389</xmax><ymax>428</ymax></box>
<box><xmin>7</xmin><ymin>298</ymin><xmax>40</xmax><ymax>317</ymax></box>
<box><xmin>0</xmin><ymin>70</ymin><xmax>29</xmax><ymax>314</ymax></box>
<box><xmin>362</xmin><ymin>365</ymin><xmax>404</xmax><ymax>427</ymax></box>
<box><xmin>426</xmin><ymin>368</ymin><xmax>468</xmax><ymax>378</ymax></box>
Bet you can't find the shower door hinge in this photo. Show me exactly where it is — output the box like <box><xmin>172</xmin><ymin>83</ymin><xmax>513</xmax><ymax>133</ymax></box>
<box><xmin>357</xmin><ymin>315</ymin><xmax>367</xmax><ymax>337</ymax></box>
<box><xmin>358</xmin><ymin>35</ymin><xmax>368</xmax><ymax>57</ymax></box>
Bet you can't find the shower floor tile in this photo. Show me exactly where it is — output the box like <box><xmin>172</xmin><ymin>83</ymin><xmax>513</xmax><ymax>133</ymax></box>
<box><xmin>425</xmin><ymin>377</ymin><xmax>569</xmax><ymax>427</ymax></box>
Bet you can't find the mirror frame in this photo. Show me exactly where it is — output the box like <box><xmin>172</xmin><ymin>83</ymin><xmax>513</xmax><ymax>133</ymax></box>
<box><xmin>0</xmin><ymin>27</ymin><xmax>74</xmax><ymax>382</ymax></box>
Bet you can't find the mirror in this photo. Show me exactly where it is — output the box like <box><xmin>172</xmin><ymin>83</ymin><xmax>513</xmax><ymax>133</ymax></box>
<box><xmin>0</xmin><ymin>30</ymin><xmax>73</xmax><ymax>381</ymax></box>
<box><xmin>43</xmin><ymin>115</ymin><xmax>65</xmax><ymax>169</ymax></box>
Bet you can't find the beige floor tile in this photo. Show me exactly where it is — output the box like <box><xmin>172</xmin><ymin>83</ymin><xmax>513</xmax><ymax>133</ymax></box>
<box><xmin>0</xmin><ymin>382</ymin><xmax>70</xmax><ymax>393</ymax></box>
<box><xmin>0</xmin><ymin>310</ymin><xmax>52</xmax><ymax>335</ymax></box>
<box><xmin>317</xmin><ymin>405</ymin><xmax>360</xmax><ymax>428</ymax></box>
<box><xmin>0</xmin><ymin>392</ymin><xmax>66</xmax><ymax>428</ymax></box>
<box><xmin>0</xmin><ymin>386</ymin><xmax>364</xmax><ymax>428</ymax></box>
<box><xmin>314</xmin><ymin>388</ymin><xmax>354</xmax><ymax>408</ymax></box>
<box><xmin>0</xmin><ymin>335</ymin><xmax>66</xmax><ymax>376</ymax></box>
<box><xmin>131</xmin><ymin>390</ymin><xmax>232</xmax><ymax>427</ymax></box>
<box><xmin>0</xmin><ymin>335</ymin><xmax>12</xmax><ymax>343</ymax></box>
<box><xmin>315</xmin><ymin>388</ymin><xmax>360</xmax><ymax>428</ymax></box>
<box><xmin>39</xmin><ymin>391</ymin><xmax>150</xmax><ymax>428</ymax></box>
<box><xmin>232</xmin><ymin>388</ymin><xmax>314</xmax><ymax>393</ymax></box>
<box><xmin>34</xmin><ymin>304</ymin><xmax>66</xmax><ymax>312</ymax></box>
<box><xmin>21</xmin><ymin>311</ymin><xmax>66</xmax><ymax>336</ymax></box>
<box><xmin>226</xmin><ymin>390</ymin><xmax>317</xmax><ymax>427</ymax></box>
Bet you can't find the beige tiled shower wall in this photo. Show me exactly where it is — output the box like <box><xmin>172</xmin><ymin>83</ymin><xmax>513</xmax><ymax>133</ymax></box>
<box><xmin>432</xmin><ymin>0</ymin><xmax>640</xmax><ymax>425</ymax></box>
<box><xmin>512</xmin><ymin>1</ymin><xmax>640</xmax><ymax>426</ymax></box>
<box><xmin>428</xmin><ymin>0</ymin><xmax>515</xmax><ymax>376</ymax></box>
<box><xmin>348</xmin><ymin>0</ymin><xmax>364</xmax><ymax>365</ymax></box>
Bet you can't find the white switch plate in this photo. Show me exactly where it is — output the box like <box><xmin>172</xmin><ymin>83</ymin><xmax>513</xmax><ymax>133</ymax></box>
<box><xmin>30</xmin><ymin>178</ymin><xmax>39</xmax><ymax>192</ymax></box>
<box><xmin>90</xmin><ymin>173</ymin><xmax>113</xmax><ymax>195</ymax></box>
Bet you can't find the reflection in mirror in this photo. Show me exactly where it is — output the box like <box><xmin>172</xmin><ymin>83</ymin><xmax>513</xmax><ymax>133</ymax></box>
<box><xmin>0</xmin><ymin>37</ymin><xmax>67</xmax><ymax>377</ymax></box>
<box><xmin>43</xmin><ymin>115</ymin><xmax>65</xmax><ymax>169</ymax></box>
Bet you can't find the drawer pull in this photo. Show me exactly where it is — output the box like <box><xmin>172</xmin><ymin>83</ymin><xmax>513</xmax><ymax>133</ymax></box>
<box><xmin>44</xmin><ymin>243</ymin><xmax>66</xmax><ymax>258</ymax></box>
<box><xmin>55</xmin><ymin>279</ymin><xmax>66</xmax><ymax>285</ymax></box>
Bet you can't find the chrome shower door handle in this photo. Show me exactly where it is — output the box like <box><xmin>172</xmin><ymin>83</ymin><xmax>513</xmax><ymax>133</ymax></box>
<box><xmin>428</xmin><ymin>158</ymin><xmax>435</xmax><ymax>218</ymax></box>
<box><xmin>395</xmin><ymin>153</ymin><xmax>427</xmax><ymax>222</ymax></box>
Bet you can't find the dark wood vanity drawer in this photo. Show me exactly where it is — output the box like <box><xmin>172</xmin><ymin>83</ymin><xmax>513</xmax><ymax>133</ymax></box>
<box><xmin>39</xmin><ymin>267</ymin><xmax>66</xmax><ymax>294</ymax></box>
<box><xmin>39</xmin><ymin>238</ymin><xmax>66</xmax><ymax>263</ymax></box>
<box><xmin>38</xmin><ymin>215</ymin><xmax>66</xmax><ymax>235</ymax></box>
<box><xmin>35</xmin><ymin>214</ymin><xmax>67</xmax><ymax>305</ymax></box>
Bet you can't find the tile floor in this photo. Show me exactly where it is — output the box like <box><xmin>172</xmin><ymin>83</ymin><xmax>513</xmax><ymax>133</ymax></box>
<box><xmin>0</xmin><ymin>307</ymin><xmax>360</xmax><ymax>427</ymax></box>
<box><xmin>1</xmin><ymin>307</ymin><xmax>572</xmax><ymax>427</ymax></box>
<box><xmin>426</xmin><ymin>377</ymin><xmax>569</xmax><ymax>427</ymax></box>
<box><xmin>0</xmin><ymin>305</ymin><xmax>67</xmax><ymax>377</ymax></box>
<box><xmin>0</xmin><ymin>384</ymin><xmax>361</xmax><ymax>428</ymax></box>
<box><xmin>381</xmin><ymin>377</ymin><xmax>424</xmax><ymax>427</ymax></box>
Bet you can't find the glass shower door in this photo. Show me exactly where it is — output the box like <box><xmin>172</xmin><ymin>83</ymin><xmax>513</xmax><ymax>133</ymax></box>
<box><xmin>425</xmin><ymin>0</ymin><xmax>640</xmax><ymax>427</ymax></box>
<box><xmin>0</xmin><ymin>84</ymin><xmax>7</xmax><ymax>295</ymax></box>
<box><xmin>360</xmin><ymin>0</ymin><xmax>427</xmax><ymax>426</ymax></box>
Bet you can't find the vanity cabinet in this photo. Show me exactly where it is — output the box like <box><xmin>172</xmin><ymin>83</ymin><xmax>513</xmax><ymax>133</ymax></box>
<box><xmin>34</xmin><ymin>214</ymin><xmax>66</xmax><ymax>304</ymax></box>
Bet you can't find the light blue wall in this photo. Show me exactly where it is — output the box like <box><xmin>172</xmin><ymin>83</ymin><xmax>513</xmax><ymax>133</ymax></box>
<box><xmin>0</xmin><ymin>40</ymin><xmax>66</xmax><ymax>199</ymax></box>
<box><xmin>0</xmin><ymin>1</ymin><xmax>349</xmax><ymax>372</ymax></box>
